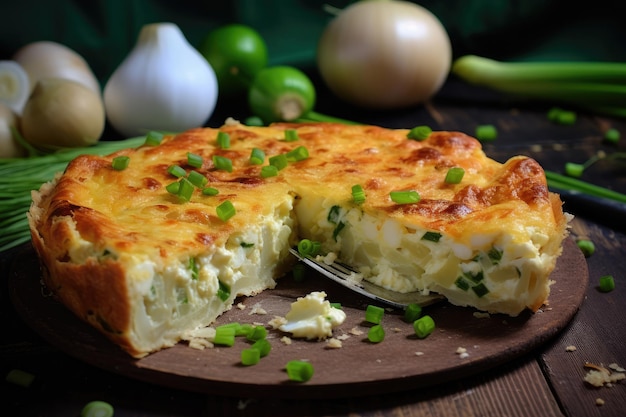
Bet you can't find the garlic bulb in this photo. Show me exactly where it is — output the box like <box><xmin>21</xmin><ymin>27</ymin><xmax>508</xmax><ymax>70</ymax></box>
<box><xmin>104</xmin><ymin>23</ymin><xmax>218</xmax><ymax>137</ymax></box>
<box><xmin>0</xmin><ymin>60</ymin><xmax>30</xmax><ymax>114</ymax></box>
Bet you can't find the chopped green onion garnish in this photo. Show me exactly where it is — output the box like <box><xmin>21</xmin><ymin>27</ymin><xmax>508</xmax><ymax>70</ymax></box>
<box><xmin>166</xmin><ymin>181</ymin><xmax>180</xmax><ymax>194</ymax></box>
<box><xmin>475</xmin><ymin>124</ymin><xmax>498</xmax><ymax>141</ymax></box>
<box><xmin>246</xmin><ymin>325</ymin><xmax>267</xmax><ymax>342</ymax></box>
<box><xmin>111</xmin><ymin>155</ymin><xmax>130</xmax><ymax>171</ymax></box>
<box><xmin>297</xmin><ymin>239</ymin><xmax>321</xmax><ymax>257</ymax></box>
<box><xmin>421</xmin><ymin>231</ymin><xmax>442</xmax><ymax>242</ymax></box>
<box><xmin>212</xmin><ymin>155</ymin><xmax>233</xmax><ymax>172</ymax></box>
<box><xmin>167</xmin><ymin>164</ymin><xmax>186</xmax><ymax>178</ymax></box>
<box><xmin>177</xmin><ymin>178</ymin><xmax>195</xmax><ymax>202</ymax></box>
<box><xmin>404</xmin><ymin>303</ymin><xmax>422</xmax><ymax>323</ymax></box>
<box><xmin>187</xmin><ymin>152</ymin><xmax>203</xmax><ymax>168</ymax></box>
<box><xmin>576</xmin><ymin>239</ymin><xmax>595</xmax><ymax>257</ymax></box>
<box><xmin>455</xmin><ymin>277</ymin><xmax>470</xmax><ymax>291</ymax></box>
<box><xmin>217</xmin><ymin>280</ymin><xmax>231</xmax><ymax>301</ymax></box>
<box><xmin>269</xmin><ymin>154</ymin><xmax>288</xmax><ymax>171</ymax></box>
<box><xmin>202</xmin><ymin>187</ymin><xmax>219</xmax><ymax>196</ymax></box>
<box><xmin>444</xmin><ymin>167</ymin><xmax>465</xmax><ymax>184</ymax></box>
<box><xmin>213</xmin><ymin>325</ymin><xmax>236</xmax><ymax>346</ymax></box>
<box><xmin>241</xmin><ymin>348</ymin><xmax>261</xmax><ymax>366</ymax></box>
<box><xmin>330</xmin><ymin>302</ymin><xmax>342</xmax><ymax>309</ymax></box>
<box><xmin>471</xmin><ymin>282</ymin><xmax>490</xmax><ymax>297</ymax></box>
<box><xmin>216</xmin><ymin>200</ymin><xmax>236</xmax><ymax>221</ymax></box>
<box><xmin>407</xmin><ymin>125</ymin><xmax>432</xmax><ymax>141</ymax></box>
<box><xmin>351</xmin><ymin>184</ymin><xmax>366</xmax><ymax>204</ymax></box>
<box><xmin>260</xmin><ymin>165</ymin><xmax>279</xmax><ymax>178</ymax></box>
<box><xmin>327</xmin><ymin>205</ymin><xmax>341</xmax><ymax>224</ymax></box>
<box><xmin>413</xmin><ymin>315</ymin><xmax>435</xmax><ymax>339</ymax></box>
<box><xmin>285</xmin><ymin>360</ymin><xmax>314</xmax><ymax>382</ymax></box>
<box><xmin>286</xmin><ymin>146</ymin><xmax>309</xmax><ymax>162</ymax></box>
<box><xmin>216</xmin><ymin>131</ymin><xmax>231</xmax><ymax>149</ymax></box>
<box><xmin>292</xmin><ymin>263</ymin><xmax>306</xmax><ymax>281</ymax></box>
<box><xmin>284</xmin><ymin>129</ymin><xmax>300</xmax><ymax>141</ymax></box>
<box><xmin>464</xmin><ymin>270</ymin><xmax>484</xmax><ymax>283</ymax></box>
<box><xmin>488</xmin><ymin>247</ymin><xmax>503</xmax><ymax>264</ymax></box>
<box><xmin>367</xmin><ymin>324</ymin><xmax>385</xmax><ymax>343</ymax></box>
<box><xmin>188</xmin><ymin>257</ymin><xmax>198</xmax><ymax>280</ymax></box>
<box><xmin>565</xmin><ymin>162</ymin><xmax>585</xmax><ymax>178</ymax></box>
<box><xmin>236</xmin><ymin>323</ymin><xmax>254</xmax><ymax>336</ymax></box>
<box><xmin>5</xmin><ymin>369</ymin><xmax>35</xmax><ymax>387</ymax></box>
<box><xmin>145</xmin><ymin>131</ymin><xmax>164</xmax><ymax>146</ymax></box>
<box><xmin>251</xmin><ymin>339</ymin><xmax>272</xmax><ymax>357</ymax></box>
<box><xmin>604</xmin><ymin>128</ymin><xmax>620</xmax><ymax>144</ymax></box>
<box><xmin>548</xmin><ymin>108</ymin><xmax>577</xmax><ymax>125</ymax></box>
<box><xmin>187</xmin><ymin>170</ymin><xmax>208</xmax><ymax>188</ymax></box>
<box><xmin>80</xmin><ymin>401</ymin><xmax>114</xmax><ymax>417</ymax></box>
<box><xmin>390</xmin><ymin>190</ymin><xmax>420</xmax><ymax>204</ymax></box>
<box><xmin>365</xmin><ymin>304</ymin><xmax>385</xmax><ymax>324</ymax></box>
<box><xmin>250</xmin><ymin>147</ymin><xmax>265</xmax><ymax>165</ymax></box>
<box><xmin>599</xmin><ymin>275</ymin><xmax>615</xmax><ymax>292</ymax></box>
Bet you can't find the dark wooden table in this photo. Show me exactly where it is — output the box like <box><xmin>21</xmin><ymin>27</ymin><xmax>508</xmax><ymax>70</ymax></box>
<box><xmin>2</xmin><ymin>76</ymin><xmax>625</xmax><ymax>417</ymax></box>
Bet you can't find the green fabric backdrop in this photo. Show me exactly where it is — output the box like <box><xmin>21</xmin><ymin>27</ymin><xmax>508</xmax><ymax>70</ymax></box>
<box><xmin>1</xmin><ymin>0</ymin><xmax>623</xmax><ymax>87</ymax></box>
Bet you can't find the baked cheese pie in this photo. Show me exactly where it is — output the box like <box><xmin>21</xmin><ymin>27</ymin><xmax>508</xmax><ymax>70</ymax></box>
<box><xmin>28</xmin><ymin>121</ymin><xmax>569</xmax><ymax>357</ymax></box>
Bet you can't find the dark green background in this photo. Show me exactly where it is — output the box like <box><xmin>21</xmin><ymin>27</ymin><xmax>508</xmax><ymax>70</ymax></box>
<box><xmin>1</xmin><ymin>0</ymin><xmax>623</xmax><ymax>88</ymax></box>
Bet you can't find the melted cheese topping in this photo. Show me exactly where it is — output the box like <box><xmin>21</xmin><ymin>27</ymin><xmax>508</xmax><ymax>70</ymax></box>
<box><xmin>29</xmin><ymin>122</ymin><xmax>568</xmax><ymax>357</ymax></box>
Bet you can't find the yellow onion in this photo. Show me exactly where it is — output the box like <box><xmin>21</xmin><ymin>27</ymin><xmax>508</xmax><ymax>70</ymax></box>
<box><xmin>20</xmin><ymin>78</ymin><xmax>105</xmax><ymax>150</ymax></box>
<box><xmin>317</xmin><ymin>0</ymin><xmax>452</xmax><ymax>109</ymax></box>
<box><xmin>0</xmin><ymin>103</ymin><xmax>25</xmax><ymax>158</ymax></box>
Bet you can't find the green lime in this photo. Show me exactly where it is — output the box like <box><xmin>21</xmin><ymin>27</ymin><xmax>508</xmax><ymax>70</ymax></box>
<box><xmin>199</xmin><ymin>24</ymin><xmax>268</xmax><ymax>96</ymax></box>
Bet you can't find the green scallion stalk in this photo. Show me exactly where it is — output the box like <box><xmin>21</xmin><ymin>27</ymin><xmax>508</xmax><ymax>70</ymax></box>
<box><xmin>212</xmin><ymin>155</ymin><xmax>233</xmax><ymax>172</ymax></box>
<box><xmin>599</xmin><ymin>275</ymin><xmax>615</xmax><ymax>292</ymax></box>
<box><xmin>545</xmin><ymin>171</ymin><xmax>626</xmax><ymax>203</ymax></box>
<box><xmin>251</xmin><ymin>339</ymin><xmax>272</xmax><ymax>357</ymax></box>
<box><xmin>216</xmin><ymin>131</ymin><xmax>230</xmax><ymax>149</ymax></box>
<box><xmin>351</xmin><ymin>184</ymin><xmax>366</xmax><ymax>204</ymax></box>
<box><xmin>213</xmin><ymin>325</ymin><xmax>236</xmax><ymax>346</ymax></box>
<box><xmin>246</xmin><ymin>325</ymin><xmax>267</xmax><ymax>342</ymax></box>
<box><xmin>367</xmin><ymin>324</ymin><xmax>385</xmax><ymax>343</ymax></box>
<box><xmin>111</xmin><ymin>155</ymin><xmax>130</xmax><ymax>170</ymax></box>
<box><xmin>444</xmin><ymin>167</ymin><xmax>465</xmax><ymax>184</ymax></box>
<box><xmin>187</xmin><ymin>152</ymin><xmax>203</xmax><ymax>168</ymax></box>
<box><xmin>407</xmin><ymin>125</ymin><xmax>432</xmax><ymax>141</ymax></box>
<box><xmin>390</xmin><ymin>190</ymin><xmax>420</xmax><ymax>204</ymax></box>
<box><xmin>202</xmin><ymin>187</ymin><xmax>219</xmax><ymax>196</ymax></box>
<box><xmin>187</xmin><ymin>171</ymin><xmax>208</xmax><ymax>188</ymax></box>
<box><xmin>241</xmin><ymin>348</ymin><xmax>261</xmax><ymax>366</ymax></box>
<box><xmin>145</xmin><ymin>131</ymin><xmax>164</xmax><ymax>146</ymax></box>
<box><xmin>285</xmin><ymin>360</ymin><xmax>314</xmax><ymax>382</ymax></box>
<box><xmin>80</xmin><ymin>401</ymin><xmax>114</xmax><ymax>417</ymax></box>
<box><xmin>177</xmin><ymin>178</ymin><xmax>195</xmax><ymax>202</ymax></box>
<box><xmin>167</xmin><ymin>164</ymin><xmax>186</xmax><ymax>178</ymax></box>
<box><xmin>216</xmin><ymin>200</ymin><xmax>236</xmax><ymax>221</ymax></box>
<box><xmin>365</xmin><ymin>305</ymin><xmax>385</xmax><ymax>324</ymax></box>
<box><xmin>269</xmin><ymin>154</ymin><xmax>288</xmax><ymax>170</ymax></box>
<box><xmin>404</xmin><ymin>303</ymin><xmax>422</xmax><ymax>323</ymax></box>
<box><xmin>260</xmin><ymin>165</ymin><xmax>279</xmax><ymax>178</ymax></box>
<box><xmin>284</xmin><ymin>129</ymin><xmax>300</xmax><ymax>142</ymax></box>
<box><xmin>413</xmin><ymin>315</ymin><xmax>435</xmax><ymax>339</ymax></box>
<box><xmin>285</xmin><ymin>146</ymin><xmax>309</xmax><ymax>162</ymax></box>
<box><xmin>250</xmin><ymin>147</ymin><xmax>265</xmax><ymax>165</ymax></box>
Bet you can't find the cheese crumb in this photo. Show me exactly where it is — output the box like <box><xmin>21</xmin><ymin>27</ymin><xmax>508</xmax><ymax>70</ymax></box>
<box><xmin>326</xmin><ymin>338</ymin><xmax>342</xmax><ymax>349</ymax></box>
<box><xmin>583</xmin><ymin>362</ymin><xmax>626</xmax><ymax>387</ymax></box>
<box><xmin>595</xmin><ymin>398</ymin><xmax>605</xmax><ymax>406</ymax></box>
<box><xmin>268</xmin><ymin>315</ymin><xmax>287</xmax><ymax>329</ymax></box>
<box><xmin>278</xmin><ymin>291</ymin><xmax>346</xmax><ymax>340</ymax></box>
<box><xmin>236</xmin><ymin>303</ymin><xmax>246</xmax><ymax>310</ymax></box>
<box><xmin>473</xmin><ymin>311</ymin><xmax>491</xmax><ymax>319</ymax></box>
<box><xmin>415</xmin><ymin>351</ymin><xmax>424</xmax><ymax>356</ymax></box>
<box><xmin>249</xmin><ymin>303</ymin><xmax>267</xmax><ymax>315</ymax></box>
<box><xmin>280</xmin><ymin>336</ymin><xmax>292</xmax><ymax>345</ymax></box>
<box><xmin>565</xmin><ymin>345</ymin><xmax>577</xmax><ymax>352</ymax></box>
<box><xmin>349</xmin><ymin>327</ymin><xmax>364</xmax><ymax>336</ymax></box>
<box><xmin>456</xmin><ymin>347</ymin><xmax>469</xmax><ymax>359</ymax></box>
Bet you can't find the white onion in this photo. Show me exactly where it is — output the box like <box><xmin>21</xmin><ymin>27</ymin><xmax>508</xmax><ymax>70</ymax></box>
<box><xmin>104</xmin><ymin>23</ymin><xmax>218</xmax><ymax>137</ymax></box>
<box><xmin>317</xmin><ymin>0</ymin><xmax>452</xmax><ymax>109</ymax></box>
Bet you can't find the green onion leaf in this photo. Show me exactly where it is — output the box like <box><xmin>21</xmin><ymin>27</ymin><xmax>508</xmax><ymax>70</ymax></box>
<box><xmin>213</xmin><ymin>325</ymin><xmax>236</xmax><ymax>346</ymax></box>
<box><xmin>80</xmin><ymin>401</ymin><xmax>114</xmax><ymax>417</ymax></box>
<box><xmin>111</xmin><ymin>155</ymin><xmax>130</xmax><ymax>171</ymax></box>
<box><xmin>367</xmin><ymin>324</ymin><xmax>385</xmax><ymax>343</ymax></box>
<box><xmin>216</xmin><ymin>200</ymin><xmax>236</xmax><ymax>221</ymax></box>
<box><xmin>177</xmin><ymin>178</ymin><xmax>195</xmax><ymax>202</ymax></box>
<box><xmin>475</xmin><ymin>124</ymin><xmax>498</xmax><ymax>141</ymax></box>
<box><xmin>246</xmin><ymin>325</ymin><xmax>267</xmax><ymax>342</ymax></box>
<box><xmin>188</xmin><ymin>257</ymin><xmax>199</xmax><ymax>280</ymax></box>
<box><xmin>407</xmin><ymin>125</ymin><xmax>432</xmax><ymax>141</ymax></box>
<box><xmin>269</xmin><ymin>154</ymin><xmax>288</xmax><ymax>171</ymax></box>
<box><xmin>145</xmin><ymin>131</ymin><xmax>164</xmax><ymax>146</ymax></box>
<box><xmin>187</xmin><ymin>170</ymin><xmax>208</xmax><ymax>188</ymax></box>
<box><xmin>202</xmin><ymin>187</ymin><xmax>219</xmax><ymax>196</ymax></box>
<box><xmin>284</xmin><ymin>129</ymin><xmax>300</xmax><ymax>142</ymax></box>
<box><xmin>285</xmin><ymin>360</ymin><xmax>314</xmax><ymax>382</ymax></box>
<box><xmin>455</xmin><ymin>277</ymin><xmax>470</xmax><ymax>291</ymax></box>
<box><xmin>404</xmin><ymin>303</ymin><xmax>422</xmax><ymax>323</ymax></box>
<box><xmin>421</xmin><ymin>231</ymin><xmax>442</xmax><ymax>242</ymax></box>
<box><xmin>599</xmin><ymin>275</ymin><xmax>615</xmax><ymax>292</ymax></box>
<box><xmin>413</xmin><ymin>315</ymin><xmax>435</xmax><ymax>339</ymax></box>
<box><xmin>187</xmin><ymin>152</ymin><xmax>203</xmax><ymax>168</ymax></box>
<box><xmin>260</xmin><ymin>165</ymin><xmax>279</xmax><ymax>178</ymax></box>
<box><xmin>166</xmin><ymin>181</ymin><xmax>181</xmax><ymax>195</ymax></box>
<box><xmin>167</xmin><ymin>164</ymin><xmax>187</xmax><ymax>178</ymax></box>
<box><xmin>390</xmin><ymin>190</ymin><xmax>420</xmax><ymax>204</ymax></box>
<box><xmin>212</xmin><ymin>155</ymin><xmax>232</xmax><ymax>172</ymax></box>
<box><xmin>217</xmin><ymin>280</ymin><xmax>231</xmax><ymax>301</ymax></box>
<box><xmin>241</xmin><ymin>348</ymin><xmax>261</xmax><ymax>366</ymax></box>
<box><xmin>286</xmin><ymin>146</ymin><xmax>309</xmax><ymax>162</ymax></box>
<box><xmin>250</xmin><ymin>147</ymin><xmax>265</xmax><ymax>165</ymax></box>
<box><xmin>351</xmin><ymin>184</ymin><xmax>366</xmax><ymax>204</ymax></box>
<box><xmin>216</xmin><ymin>131</ymin><xmax>230</xmax><ymax>149</ymax></box>
<box><xmin>365</xmin><ymin>304</ymin><xmax>385</xmax><ymax>324</ymax></box>
<box><xmin>444</xmin><ymin>167</ymin><xmax>465</xmax><ymax>184</ymax></box>
<box><xmin>251</xmin><ymin>339</ymin><xmax>272</xmax><ymax>357</ymax></box>
<box><xmin>471</xmin><ymin>282</ymin><xmax>490</xmax><ymax>297</ymax></box>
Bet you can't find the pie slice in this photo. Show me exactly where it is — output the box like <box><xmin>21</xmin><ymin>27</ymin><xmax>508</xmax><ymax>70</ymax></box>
<box><xmin>28</xmin><ymin>121</ymin><xmax>569</xmax><ymax>357</ymax></box>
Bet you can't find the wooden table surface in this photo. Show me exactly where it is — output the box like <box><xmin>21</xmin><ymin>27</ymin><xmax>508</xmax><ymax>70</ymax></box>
<box><xmin>2</xmin><ymin>75</ymin><xmax>625</xmax><ymax>417</ymax></box>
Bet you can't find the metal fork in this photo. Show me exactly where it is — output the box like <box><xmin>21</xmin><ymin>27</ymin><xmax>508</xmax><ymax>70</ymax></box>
<box><xmin>289</xmin><ymin>248</ymin><xmax>444</xmax><ymax>309</ymax></box>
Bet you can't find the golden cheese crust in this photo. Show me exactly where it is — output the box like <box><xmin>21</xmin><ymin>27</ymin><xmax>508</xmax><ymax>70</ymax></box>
<box><xmin>28</xmin><ymin>122</ymin><xmax>568</xmax><ymax>357</ymax></box>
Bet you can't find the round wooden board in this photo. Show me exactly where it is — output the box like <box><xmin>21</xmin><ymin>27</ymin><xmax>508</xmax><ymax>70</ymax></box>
<box><xmin>9</xmin><ymin>238</ymin><xmax>588</xmax><ymax>399</ymax></box>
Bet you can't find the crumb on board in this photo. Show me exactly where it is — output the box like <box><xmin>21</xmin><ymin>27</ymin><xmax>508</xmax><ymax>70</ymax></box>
<box><xmin>349</xmin><ymin>327</ymin><xmax>364</xmax><ymax>336</ymax></box>
<box><xmin>595</xmin><ymin>398</ymin><xmax>605</xmax><ymax>406</ymax></box>
<box><xmin>326</xmin><ymin>338</ymin><xmax>342</xmax><ymax>349</ymax></box>
<box><xmin>268</xmin><ymin>315</ymin><xmax>287</xmax><ymax>329</ymax></box>
<box><xmin>565</xmin><ymin>345</ymin><xmax>577</xmax><ymax>352</ymax></box>
<box><xmin>236</xmin><ymin>302</ymin><xmax>246</xmax><ymax>310</ymax></box>
<box><xmin>583</xmin><ymin>362</ymin><xmax>626</xmax><ymax>387</ymax></box>
<box><xmin>335</xmin><ymin>333</ymin><xmax>350</xmax><ymax>341</ymax></box>
<box><xmin>181</xmin><ymin>326</ymin><xmax>217</xmax><ymax>350</ymax></box>
<box><xmin>473</xmin><ymin>311</ymin><xmax>490</xmax><ymax>319</ymax></box>
<box><xmin>456</xmin><ymin>347</ymin><xmax>469</xmax><ymax>359</ymax></box>
<box><xmin>248</xmin><ymin>303</ymin><xmax>267</xmax><ymax>315</ymax></box>
<box><xmin>415</xmin><ymin>351</ymin><xmax>424</xmax><ymax>356</ymax></box>
<box><xmin>280</xmin><ymin>336</ymin><xmax>292</xmax><ymax>345</ymax></box>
